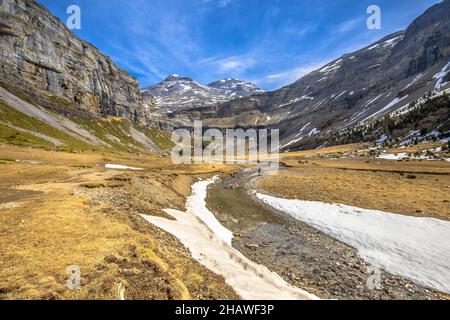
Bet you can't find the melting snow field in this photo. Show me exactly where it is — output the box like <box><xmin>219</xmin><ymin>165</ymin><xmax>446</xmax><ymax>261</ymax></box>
<box><xmin>142</xmin><ymin>178</ymin><xmax>318</xmax><ymax>300</ymax></box>
<box><xmin>377</xmin><ymin>153</ymin><xmax>450</xmax><ymax>162</ymax></box>
<box><xmin>257</xmin><ymin>194</ymin><xmax>450</xmax><ymax>294</ymax></box>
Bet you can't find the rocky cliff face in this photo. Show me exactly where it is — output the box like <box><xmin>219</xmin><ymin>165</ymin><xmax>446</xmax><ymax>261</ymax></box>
<box><xmin>0</xmin><ymin>0</ymin><xmax>149</xmax><ymax>123</ymax></box>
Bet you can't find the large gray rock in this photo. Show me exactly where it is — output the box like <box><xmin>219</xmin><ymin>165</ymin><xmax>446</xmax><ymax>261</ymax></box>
<box><xmin>0</xmin><ymin>0</ymin><xmax>150</xmax><ymax>123</ymax></box>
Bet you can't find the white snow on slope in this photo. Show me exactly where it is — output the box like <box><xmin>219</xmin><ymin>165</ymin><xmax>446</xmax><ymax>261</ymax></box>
<box><xmin>308</xmin><ymin>128</ymin><xmax>320</xmax><ymax>137</ymax></box>
<box><xmin>105</xmin><ymin>164</ymin><xmax>143</xmax><ymax>171</ymax></box>
<box><xmin>403</xmin><ymin>73</ymin><xmax>424</xmax><ymax>90</ymax></box>
<box><xmin>362</xmin><ymin>95</ymin><xmax>409</xmax><ymax>123</ymax></box>
<box><xmin>320</xmin><ymin>59</ymin><xmax>342</xmax><ymax>74</ymax></box>
<box><xmin>282</xmin><ymin>137</ymin><xmax>304</xmax><ymax>148</ymax></box>
<box><xmin>142</xmin><ymin>178</ymin><xmax>318</xmax><ymax>300</ymax></box>
<box><xmin>186</xmin><ymin>177</ymin><xmax>234</xmax><ymax>245</ymax></box>
<box><xmin>295</xmin><ymin>123</ymin><xmax>312</xmax><ymax>137</ymax></box>
<box><xmin>257</xmin><ymin>194</ymin><xmax>450</xmax><ymax>294</ymax></box>
<box><xmin>384</xmin><ymin>35</ymin><xmax>404</xmax><ymax>46</ymax></box>
<box><xmin>377</xmin><ymin>153</ymin><xmax>409</xmax><ymax>161</ymax></box>
<box><xmin>377</xmin><ymin>153</ymin><xmax>450</xmax><ymax>162</ymax></box>
<box><xmin>334</xmin><ymin>90</ymin><xmax>347</xmax><ymax>100</ymax></box>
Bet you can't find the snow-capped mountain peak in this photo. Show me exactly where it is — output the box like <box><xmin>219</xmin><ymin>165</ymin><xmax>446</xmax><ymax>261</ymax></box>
<box><xmin>142</xmin><ymin>76</ymin><xmax>264</xmax><ymax>115</ymax></box>
<box><xmin>208</xmin><ymin>78</ymin><xmax>264</xmax><ymax>97</ymax></box>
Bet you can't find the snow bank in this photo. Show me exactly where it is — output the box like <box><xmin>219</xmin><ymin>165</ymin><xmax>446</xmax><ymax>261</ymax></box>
<box><xmin>434</xmin><ymin>61</ymin><xmax>450</xmax><ymax>90</ymax></box>
<box><xmin>104</xmin><ymin>164</ymin><xmax>143</xmax><ymax>171</ymax></box>
<box><xmin>257</xmin><ymin>194</ymin><xmax>450</xmax><ymax>294</ymax></box>
<box><xmin>377</xmin><ymin>153</ymin><xmax>409</xmax><ymax>160</ymax></box>
<box><xmin>377</xmin><ymin>153</ymin><xmax>449</xmax><ymax>162</ymax></box>
<box><xmin>142</xmin><ymin>178</ymin><xmax>318</xmax><ymax>300</ymax></box>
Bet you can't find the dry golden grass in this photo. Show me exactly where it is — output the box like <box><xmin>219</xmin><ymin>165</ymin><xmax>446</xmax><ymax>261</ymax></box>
<box><xmin>280</xmin><ymin>144</ymin><xmax>363</xmax><ymax>159</ymax></box>
<box><xmin>0</xmin><ymin>144</ymin><xmax>239</xmax><ymax>300</ymax></box>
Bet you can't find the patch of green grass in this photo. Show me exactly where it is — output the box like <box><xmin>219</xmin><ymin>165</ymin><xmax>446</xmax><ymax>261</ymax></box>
<box><xmin>0</xmin><ymin>90</ymin><xmax>171</xmax><ymax>154</ymax></box>
<box><xmin>0</xmin><ymin>157</ymin><xmax>15</xmax><ymax>165</ymax></box>
<box><xmin>0</xmin><ymin>122</ymin><xmax>55</xmax><ymax>149</ymax></box>
<box><xmin>72</xmin><ymin>118</ymin><xmax>145</xmax><ymax>154</ymax></box>
<box><xmin>142</xmin><ymin>126</ymin><xmax>174</xmax><ymax>151</ymax></box>
<box><xmin>0</xmin><ymin>99</ymin><xmax>95</xmax><ymax>152</ymax></box>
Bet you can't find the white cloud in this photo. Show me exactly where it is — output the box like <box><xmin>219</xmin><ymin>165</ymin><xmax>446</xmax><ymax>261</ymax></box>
<box><xmin>199</xmin><ymin>0</ymin><xmax>233</xmax><ymax>8</ymax></box>
<box><xmin>199</xmin><ymin>55</ymin><xmax>257</xmax><ymax>75</ymax></box>
<box><xmin>334</xmin><ymin>17</ymin><xmax>364</xmax><ymax>35</ymax></box>
<box><xmin>218</xmin><ymin>0</ymin><xmax>232</xmax><ymax>7</ymax></box>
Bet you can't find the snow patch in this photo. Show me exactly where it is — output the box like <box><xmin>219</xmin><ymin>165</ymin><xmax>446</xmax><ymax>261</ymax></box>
<box><xmin>433</xmin><ymin>61</ymin><xmax>450</xmax><ymax>90</ymax></box>
<box><xmin>384</xmin><ymin>35</ymin><xmax>404</xmax><ymax>46</ymax></box>
<box><xmin>403</xmin><ymin>73</ymin><xmax>424</xmax><ymax>90</ymax></box>
<box><xmin>142</xmin><ymin>178</ymin><xmax>318</xmax><ymax>300</ymax></box>
<box><xmin>362</xmin><ymin>95</ymin><xmax>409</xmax><ymax>123</ymax></box>
<box><xmin>105</xmin><ymin>164</ymin><xmax>144</xmax><ymax>171</ymax></box>
<box><xmin>185</xmin><ymin>177</ymin><xmax>233</xmax><ymax>245</ymax></box>
<box><xmin>320</xmin><ymin>59</ymin><xmax>342</xmax><ymax>74</ymax></box>
<box><xmin>308</xmin><ymin>128</ymin><xmax>320</xmax><ymax>137</ymax></box>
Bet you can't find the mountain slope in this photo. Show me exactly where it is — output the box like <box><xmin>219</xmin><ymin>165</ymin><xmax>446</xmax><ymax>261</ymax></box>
<box><xmin>0</xmin><ymin>0</ymin><xmax>174</xmax><ymax>154</ymax></box>
<box><xmin>142</xmin><ymin>75</ymin><xmax>230</xmax><ymax>113</ymax></box>
<box><xmin>208</xmin><ymin>78</ymin><xmax>264</xmax><ymax>98</ymax></box>
<box><xmin>203</xmin><ymin>0</ymin><xmax>450</xmax><ymax>150</ymax></box>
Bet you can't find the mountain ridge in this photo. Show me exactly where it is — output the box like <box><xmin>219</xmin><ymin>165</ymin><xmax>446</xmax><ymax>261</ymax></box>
<box><xmin>194</xmin><ymin>0</ymin><xmax>450</xmax><ymax>150</ymax></box>
<box><xmin>141</xmin><ymin>74</ymin><xmax>263</xmax><ymax>129</ymax></box>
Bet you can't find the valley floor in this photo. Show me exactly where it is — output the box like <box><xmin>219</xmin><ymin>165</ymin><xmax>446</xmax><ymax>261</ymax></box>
<box><xmin>0</xmin><ymin>144</ymin><xmax>239</xmax><ymax>300</ymax></box>
<box><xmin>0</xmin><ymin>143</ymin><xmax>449</xmax><ymax>300</ymax></box>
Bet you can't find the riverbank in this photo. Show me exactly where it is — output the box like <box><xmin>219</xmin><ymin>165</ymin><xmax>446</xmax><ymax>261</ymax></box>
<box><xmin>206</xmin><ymin>169</ymin><xmax>448</xmax><ymax>300</ymax></box>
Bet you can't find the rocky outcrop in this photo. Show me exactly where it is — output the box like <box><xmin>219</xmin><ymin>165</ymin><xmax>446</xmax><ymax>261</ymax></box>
<box><xmin>0</xmin><ymin>0</ymin><xmax>150</xmax><ymax>123</ymax></box>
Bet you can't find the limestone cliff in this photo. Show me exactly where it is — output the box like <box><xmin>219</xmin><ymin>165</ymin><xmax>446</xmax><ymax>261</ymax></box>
<box><xmin>0</xmin><ymin>0</ymin><xmax>150</xmax><ymax>123</ymax></box>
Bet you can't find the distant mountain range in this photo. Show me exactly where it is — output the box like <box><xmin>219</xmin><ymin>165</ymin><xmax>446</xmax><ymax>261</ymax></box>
<box><xmin>142</xmin><ymin>75</ymin><xmax>263</xmax><ymax>111</ymax></box>
<box><xmin>141</xmin><ymin>75</ymin><xmax>263</xmax><ymax>129</ymax></box>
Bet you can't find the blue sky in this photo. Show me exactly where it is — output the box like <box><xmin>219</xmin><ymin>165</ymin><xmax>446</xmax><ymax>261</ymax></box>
<box><xmin>38</xmin><ymin>0</ymin><xmax>441</xmax><ymax>90</ymax></box>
